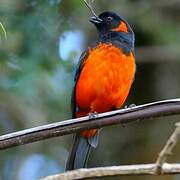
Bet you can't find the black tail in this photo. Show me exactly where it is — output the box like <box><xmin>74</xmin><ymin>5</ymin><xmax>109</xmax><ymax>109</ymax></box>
<box><xmin>66</xmin><ymin>131</ymin><xmax>99</xmax><ymax>170</ymax></box>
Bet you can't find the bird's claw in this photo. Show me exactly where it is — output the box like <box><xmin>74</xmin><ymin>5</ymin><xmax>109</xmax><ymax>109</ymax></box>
<box><xmin>125</xmin><ymin>103</ymin><xmax>136</xmax><ymax>109</ymax></box>
<box><xmin>88</xmin><ymin>112</ymin><xmax>98</xmax><ymax>119</ymax></box>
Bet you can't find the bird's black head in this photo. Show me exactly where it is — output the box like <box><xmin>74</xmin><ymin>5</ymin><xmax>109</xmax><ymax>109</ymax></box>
<box><xmin>90</xmin><ymin>11</ymin><xmax>135</xmax><ymax>52</ymax></box>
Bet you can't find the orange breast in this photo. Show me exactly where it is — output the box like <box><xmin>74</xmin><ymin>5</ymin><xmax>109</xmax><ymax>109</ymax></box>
<box><xmin>75</xmin><ymin>43</ymin><xmax>135</xmax><ymax>137</ymax></box>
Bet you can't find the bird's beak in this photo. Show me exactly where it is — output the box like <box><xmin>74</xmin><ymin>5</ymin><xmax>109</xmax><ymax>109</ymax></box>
<box><xmin>89</xmin><ymin>16</ymin><xmax>103</xmax><ymax>25</ymax></box>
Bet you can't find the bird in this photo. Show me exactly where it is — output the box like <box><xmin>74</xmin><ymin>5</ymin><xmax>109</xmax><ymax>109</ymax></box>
<box><xmin>66</xmin><ymin>11</ymin><xmax>136</xmax><ymax>170</ymax></box>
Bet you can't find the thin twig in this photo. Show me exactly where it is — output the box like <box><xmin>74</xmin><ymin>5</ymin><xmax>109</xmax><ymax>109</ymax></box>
<box><xmin>155</xmin><ymin>121</ymin><xmax>180</xmax><ymax>174</ymax></box>
<box><xmin>40</xmin><ymin>163</ymin><xmax>180</xmax><ymax>180</ymax></box>
<box><xmin>0</xmin><ymin>99</ymin><xmax>180</xmax><ymax>150</ymax></box>
<box><xmin>83</xmin><ymin>0</ymin><xmax>98</xmax><ymax>18</ymax></box>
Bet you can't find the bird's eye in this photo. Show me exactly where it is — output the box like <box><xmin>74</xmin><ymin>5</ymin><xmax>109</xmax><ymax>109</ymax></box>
<box><xmin>107</xmin><ymin>16</ymin><xmax>113</xmax><ymax>22</ymax></box>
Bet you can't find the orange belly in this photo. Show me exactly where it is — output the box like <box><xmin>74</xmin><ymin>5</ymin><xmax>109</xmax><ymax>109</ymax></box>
<box><xmin>75</xmin><ymin>43</ymin><xmax>136</xmax><ymax>137</ymax></box>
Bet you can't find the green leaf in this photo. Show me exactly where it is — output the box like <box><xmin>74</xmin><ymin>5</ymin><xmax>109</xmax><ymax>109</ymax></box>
<box><xmin>0</xmin><ymin>22</ymin><xmax>7</xmax><ymax>40</ymax></box>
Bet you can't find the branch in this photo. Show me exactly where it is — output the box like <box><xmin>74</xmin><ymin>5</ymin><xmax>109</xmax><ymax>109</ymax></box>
<box><xmin>41</xmin><ymin>119</ymin><xmax>180</xmax><ymax>179</ymax></box>
<box><xmin>0</xmin><ymin>98</ymin><xmax>180</xmax><ymax>150</ymax></box>
<box><xmin>136</xmin><ymin>46</ymin><xmax>180</xmax><ymax>63</ymax></box>
<box><xmin>83</xmin><ymin>0</ymin><xmax>98</xmax><ymax>18</ymax></box>
<box><xmin>40</xmin><ymin>163</ymin><xmax>180</xmax><ymax>180</ymax></box>
<box><xmin>156</xmin><ymin>121</ymin><xmax>180</xmax><ymax>173</ymax></box>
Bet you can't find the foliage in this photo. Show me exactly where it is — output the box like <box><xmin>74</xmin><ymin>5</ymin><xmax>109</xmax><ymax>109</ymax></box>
<box><xmin>0</xmin><ymin>22</ymin><xmax>7</xmax><ymax>40</ymax></box>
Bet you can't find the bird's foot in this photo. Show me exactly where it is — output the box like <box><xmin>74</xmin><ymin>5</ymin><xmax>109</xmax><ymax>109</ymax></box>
<box><xmin>124</xmin><ymin>103</ymin><xmax>136</xmax><ymax>109</ymax></box>
<box><xmin>88</xmin><ymin>112</ymin><xmax>98</xmax><ymax>119</ymax></box>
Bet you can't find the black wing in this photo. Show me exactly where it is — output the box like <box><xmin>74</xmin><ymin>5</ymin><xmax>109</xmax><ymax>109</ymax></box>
<box><xmin>71</xmin><ymin>49</ymin><xmax>90</xmax><ymax>118</ymax></box>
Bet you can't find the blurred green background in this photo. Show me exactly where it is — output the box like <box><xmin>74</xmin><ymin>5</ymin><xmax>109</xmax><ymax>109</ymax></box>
<box><xmin>0</xmin><ymin>0</ymin><xmax>180</xmax><ymax>179</ymax></box>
